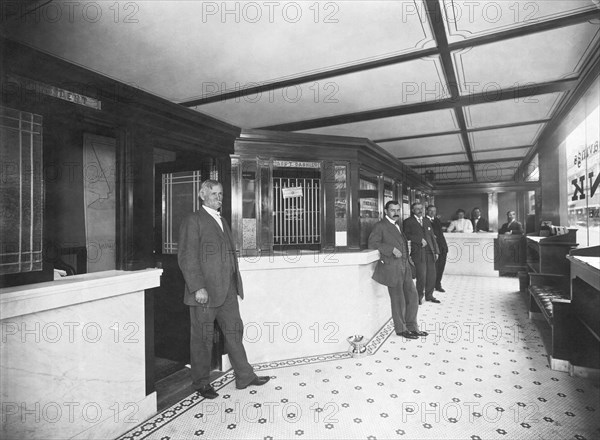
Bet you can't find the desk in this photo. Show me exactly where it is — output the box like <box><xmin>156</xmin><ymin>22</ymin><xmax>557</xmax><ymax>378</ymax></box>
<box><xmin>0</xmin><ymin>269</ymin><xmax>162</xmax><ymax>440</ymax></box>
<box><xmin>444</xmin><ymin>232</ymin><xmax>497</xmax><ymax>277</ymax></box>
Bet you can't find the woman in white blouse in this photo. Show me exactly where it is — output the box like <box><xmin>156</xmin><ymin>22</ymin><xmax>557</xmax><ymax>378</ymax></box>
<box><xmin>447</xmin><ymin>209</ymin><xmax>473</xmax><ymax>233</ymax></box>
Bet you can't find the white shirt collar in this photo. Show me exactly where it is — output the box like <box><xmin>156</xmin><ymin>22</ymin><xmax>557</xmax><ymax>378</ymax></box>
<box><xmin>386</xmin><ymin>215</ymin><xmax>398</xmax><ymax>225</ymax></box>
<box><xmin>203</xmin><ymin>205</ymin><xmax>220</xmax><ymax>217</ymax></box>
<box><xmin>203</xmin><ymin>205</ymin><xmax>223</xmax><ymax>231</ymax></box>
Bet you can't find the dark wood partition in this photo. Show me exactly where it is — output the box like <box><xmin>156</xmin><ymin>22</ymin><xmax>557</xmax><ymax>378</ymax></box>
<box><xmin>232</xmin><ymin>129</ymin><xmax>432</xmax><ymax>254</ymax></box>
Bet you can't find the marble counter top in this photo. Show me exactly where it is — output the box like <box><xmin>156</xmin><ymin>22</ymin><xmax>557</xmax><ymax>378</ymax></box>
<box><xmin>239</xmin><ymin>249</ymin><xmax>379</xmax><ymax>271</ymax></box>
<box><xmin>0</xmin><ymin>268</ymin><xmax>162</xmax><ymax>320</ymax></box>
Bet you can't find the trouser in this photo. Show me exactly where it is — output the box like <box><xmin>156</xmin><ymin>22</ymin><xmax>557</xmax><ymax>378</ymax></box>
<box><xmin>189</xmin><ymin>280</ymin><xmax>256</xmax><ymax>389</ymax></box>
<box><xmin>413</xmin><ymin>249</ymin><xmax>437</xmax><ymax>300</ymax></box>
<box><xmin>435</xmin><ymin>250</ymin><xmax>447</xmax><ymax>289</ymax></box>
<box><xmin>387</xmin><ymin>267</ymin><xmax>419</xmax><ymax>333</ymax></box>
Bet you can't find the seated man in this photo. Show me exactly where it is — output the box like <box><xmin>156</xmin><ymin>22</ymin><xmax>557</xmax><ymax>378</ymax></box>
<box><xmin>446</xmin><ymin>209</ymin><xmax>473</xmax><ymax>233</ymax></box>
<box><xmin>499</xmin><ymin>210</ymin><xmax>524</xmax><ymax>235</ymax></box>
<box><xmin>471</xmin><ymin>207</ymin><xmax>490</xmax><ymax>232</ymax></box>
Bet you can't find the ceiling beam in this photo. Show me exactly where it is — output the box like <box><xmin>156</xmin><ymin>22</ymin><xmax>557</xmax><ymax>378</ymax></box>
<box><xmin>433</xmin><ymin>181</ymin><xmax>540</xmax><ymax>195</ymax></box>
<box><xmin>375</xmin><ymin>118</ymin><xmax>551</xmax><ymax>143</ymax></box>
<box><xmin>420</xmin><ymin>0</ymin><xmax>477</xmax><ymax>181</ymax></box>
<box><xmin>258</xmin><ymin>78</ymin><xmax>577</xmax><ymax>131</ymax></box>
<box><xmin>396</xmin><ymin>144</ymin><xmax>532</xmax><ymax>161</ymax></box>
<box><xmin>409</xmin><ymin>157</ymin><xmax>529</xmax><ymax>168</ymax></box>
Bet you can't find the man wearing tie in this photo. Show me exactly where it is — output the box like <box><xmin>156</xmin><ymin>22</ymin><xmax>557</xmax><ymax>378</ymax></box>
<box><xmin>403</xmin><ymin>203</ymin><xmax>441</xmax><ymax>304</ymax></box>
<box><xmin>471</xmin><ymin>207</ymin><xmax>490</xmax><ymax>232</ymax></box>
<box><xmin>178</xmin><ymin>180</ymin><xmax>270</xmax><ymax>399</ymax></box>
<box><xmin>499</xmin><ymin>210</ymin><xmax>524</xmax><ymax>235</ymax></box>
<box><xmin>426</xmin><ymin>205</ymin><xmax>448</xmax><ymax>293</ymax></box>
<box><xmin>368</xmin><ymin>201</ymin><xmax>428</xmax><ymax>339</ymax></box>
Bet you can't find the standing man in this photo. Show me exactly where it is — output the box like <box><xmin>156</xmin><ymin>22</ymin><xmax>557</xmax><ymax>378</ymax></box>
<box><xmin>499</xmin><ymin>210</ymin><xmax>524</xmax><ymax>235</ymax></box>
<box><xmin>426</xmin><ymin>205</ymin><xmax>448</xmax><ymax>293</ymax></box>
<box><xmin>178</xmin><ymin>180</ymin><xmax>270</xmax><ymax>399</ymax></box>
<box><xmin>368</xmin><ymin>201</ymin><xmax>428</xmax><ymax>339</ymax></box>
<box><xmin>471</xmin><ymin>207</ymin><xmax>490</xmax><ymax>232</ymax></box>
<box><xmin>403</xmin><ymin>203</ymin><xmax>441</xmax><ymax>304</ymax></box>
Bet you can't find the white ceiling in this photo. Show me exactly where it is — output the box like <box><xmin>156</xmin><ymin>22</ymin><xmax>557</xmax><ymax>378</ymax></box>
<box><xmin>3</xmin><ymin>0</ymin><xmax>599</xmax><ymax>185</ymax></box>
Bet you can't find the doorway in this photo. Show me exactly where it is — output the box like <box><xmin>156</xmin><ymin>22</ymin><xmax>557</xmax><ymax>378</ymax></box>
<box><xmin>152</xmin><ymin>154</ymin><xmax>225</xmax><ymax>388</ymax></box>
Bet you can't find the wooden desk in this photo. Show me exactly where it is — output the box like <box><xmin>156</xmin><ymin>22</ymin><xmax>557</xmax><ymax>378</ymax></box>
<box><xmin>494</xmin><ymin>234</ymin><xmax>526</xmax><ymax>273</ymax></box>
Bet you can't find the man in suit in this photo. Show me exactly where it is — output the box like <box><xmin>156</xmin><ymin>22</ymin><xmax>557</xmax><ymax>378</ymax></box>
<box><xmin>426</xmin><ymin>205</ymin><xmax>448</xmax><ymax>293</ymax></box>
<box><xmin>499</xmin><ymin>210</ymin><xmax>524</xmax><ymax>235</ymax></box>
<box><xmin>368</xmin><ymin>201</ymin><xmax>428</xmax><ymax>339</ymax></box>
<box><xmin>178</xmin><ymin>180</ymin><xmax>270</xmax><ymax>399</ymax></box>
<box><xmin>403</xmin><ymin>203</ymin><xmax>441</xmax><ymax>304</ymax></box>
<box><xmin>471</xmin><ymin>207</ymin><xmax>490</xmax><ymax>232</ymax></box>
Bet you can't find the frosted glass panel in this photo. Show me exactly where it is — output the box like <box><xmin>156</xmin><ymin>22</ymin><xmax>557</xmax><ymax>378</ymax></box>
<box><xmin>0</xmin><ymin>107</ymin><xmax>43</xmax><ymax>274</ymax></box>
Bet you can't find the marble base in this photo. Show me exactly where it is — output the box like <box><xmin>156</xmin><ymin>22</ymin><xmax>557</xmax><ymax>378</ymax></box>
<box><xmin>237</xmin><ymin>251</ymin><xmax>391</xmax><ymax>364</ymax></box>
<box><xmin>0</xmin><ymin>269</ymin><xmax>161</xmax><ymax>440</ymax></box>
<box><xmin>444</xmin><ymin>232</ymin><xmax>497</xmax><ymax>277</ymax></box>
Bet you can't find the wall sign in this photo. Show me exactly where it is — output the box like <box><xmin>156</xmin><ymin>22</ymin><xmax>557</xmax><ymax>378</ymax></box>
<box><xmin>282</xmin><ymin>186</ymin><xmax>303</xmax><ymax>199</ymax></box>
<box><xmin>273</xmin><ymin>160</ymin><xmax>320</xmax><ymax>169</ymax></box>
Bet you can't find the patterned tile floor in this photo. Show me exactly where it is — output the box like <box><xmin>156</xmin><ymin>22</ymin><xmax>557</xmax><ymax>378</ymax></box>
<box><xmin>119</xmin><ymin>275</ymin><xmax>600</xmax><ymax>440</ymax></box>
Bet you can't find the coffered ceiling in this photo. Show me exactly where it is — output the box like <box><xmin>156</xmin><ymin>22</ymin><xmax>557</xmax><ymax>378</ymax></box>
<box><xmin>2</xmin><ymin>0</ymin><xmax>599</xmax><ymax>185</ymax></box>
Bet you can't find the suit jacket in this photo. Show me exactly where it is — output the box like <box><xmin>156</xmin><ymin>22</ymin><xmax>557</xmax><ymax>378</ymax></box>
<box><xmin>499</xmin><ymin>220</ymin><xmax>524</xmax><ymax>235</ymax></box>
<box><xmin>178</xmin><ymin>208</ymin><xmax>244</xmax><ymax>308</ymax></box>
<box><xmin>428</xmin><ymin>216</ymin><xmax>448</xmax><ymax>253</ymax></box>
<box><xmin>403</xmin><ymin>215</ymin><xmax>440</xmax><ymax>256</ymax></box>
<box><xmin>368</xmin><ymin>218</ymin><xmax>413</xmax><ymax>287</ymax></box>
<box><xmin>472</xmin><ymin>217</ymin><xmax>490</xmax><ymax>232</ymax></box>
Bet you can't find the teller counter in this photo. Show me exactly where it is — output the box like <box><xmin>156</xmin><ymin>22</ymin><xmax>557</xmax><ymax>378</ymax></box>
<box><xmin>443</xmin><ymin>232</ymin><xmax>497</xmax><ymax>277</ymax></box>
<box><xmin>0</xmin><ymin>269</ymin><xmax>162</xmax><ymax>440</ymax></box>
<box><xmin>236</xmin><ymin>250</ymin><xmax>391</xmax><ymax>366</ymax></box>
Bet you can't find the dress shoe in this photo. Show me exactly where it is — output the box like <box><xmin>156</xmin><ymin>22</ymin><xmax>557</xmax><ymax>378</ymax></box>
<box><xmin>426</xmin><ymin>297</ymin><xmax>441</xmax><ymax>303</ymax></box>
<box><xmin>237</xmin><ymin>376</ymin><xmax>271</xmax><ymax>390</ymax></box>
<box><xmin>197</xmin><ymin>385</ymin><xmax>219</xmax><ymax>399</ymax></box>
<box><xmin>418</xmin><ymin>298</ymin><xmax>423</xmax><ymax>305</ymax></box>
<box><xmin>396</xmin><ymin>331</ymin><xmax>419</xmax><ymax>339</ymax></box>
<box><xmin>435</xmin><ymin>287</ymin><xmax>446</xmax><ymax>292</ymax></box>
<box><xmin>410</xmin><ymin>330</ymin><xmax>429</xmax><ymax>337</ymax></box>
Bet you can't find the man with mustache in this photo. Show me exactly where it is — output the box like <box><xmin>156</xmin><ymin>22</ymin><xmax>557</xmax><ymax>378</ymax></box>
<box><xmin>178</xmin><ymin>180</ymin><xmax>270</xmax><ymax>399</ymax></box>
<box><xmin>403</xmin><ymin>202</ymin><xmax>441</xmax><ymax>304</ymax></box>
<box><xmin>368</xmin><ymin>201</ymin><xmax>428</xmax><ymax>339</ymax></box>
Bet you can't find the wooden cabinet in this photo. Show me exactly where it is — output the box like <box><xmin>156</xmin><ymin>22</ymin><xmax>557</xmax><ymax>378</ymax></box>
<box><xmin>525</xmin><ymin>230</ymin><xmax>577</xmax><ymax>372</ymax></box>
<box><xmin>526</xmin><ymin>230</ymin><xmax>578</xmax><ymax>275</ymax></box>
<box><xmin>494</xmin><ymin>235</ymin><xmax>527</xmax><ymax>273</ymax></box>
<box><xmin>566</xmin><ymin>246</ymin><xmax>600</xmax><ymax>378</ymax></box>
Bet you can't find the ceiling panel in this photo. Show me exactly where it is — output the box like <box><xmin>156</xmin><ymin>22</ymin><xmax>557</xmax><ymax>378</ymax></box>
<box><xmin>463</xmin><ymin>92</ymin><xmax>563</xmax><ymax>128</ymax></box>
<box><xmin>400</xmin><ymin>153</ymin><xmax>469</xmax><ymax>167</ymax></box>
<box><xmin>475</xmin><ymin>164</ymin><xmax>519</xmax><ymax>182</ymax></box>
<box><xmin>3</xmin><ymin>1</ymin><xmax>597</xmax><ymax>187</ymax></box>
<box><xmin>470</xmin><ymin>124</ymin><xmax>545</xmax><ymax>151</ymax></box>
<box><xmin>196</xmin><ymin>56</ymin><xmax>448</xmax><ymax>127</ymax></box>
<box><xmin>453</xmin><ymin>22</ymin><xmax>600</xmax><ymax>95</ymax></box>
<box><xmin>296</xmin><ymin>109</ymin><xmax>458</xmax><ymax>140</ymax></box>
<box><xmin>472</xmin><ymin>147</ymin><xmax>532</xmax><ymax>161</ymax></box>
<box><xmin>442</xmin><ymin>0</ymin><xmax>599</xmax><ymax>43</ymax></box>
<box><xmin>378</xmin><ymin>133</ymin><xmax>464</xmax><ymax>158</ymax></box>
<box><xmin>2</xmin><ymin>0</ymin><xmax>436</xmax><ymax>102</ymax></box>
<box><xmin>430</xmin><ymin>164</ymin><xmax>473</xmax><ymax>182</ymax></box>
